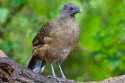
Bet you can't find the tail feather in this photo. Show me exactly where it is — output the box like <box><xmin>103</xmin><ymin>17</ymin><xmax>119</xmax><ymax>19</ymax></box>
<box><xmin>27</xmin><ymin>56</ymin><xmax>46</xmax><ymax>73</ymax></box>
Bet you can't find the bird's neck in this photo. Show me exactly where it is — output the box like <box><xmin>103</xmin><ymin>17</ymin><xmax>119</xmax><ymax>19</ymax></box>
<box><xmin>60</xmin><ymin>15</ymin><xmax>75</xmax><ymax>20</ymax></box>
<box><xmin>60</xmin><ymin>12</ymin><xmax>75</xmax><ymax>18</ymax></box>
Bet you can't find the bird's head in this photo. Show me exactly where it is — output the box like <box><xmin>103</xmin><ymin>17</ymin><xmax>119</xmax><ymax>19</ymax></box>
<box><xmin>60</xmin><ymin>3</ymin><xmax>80</xmax><ymax>17</ymax></box>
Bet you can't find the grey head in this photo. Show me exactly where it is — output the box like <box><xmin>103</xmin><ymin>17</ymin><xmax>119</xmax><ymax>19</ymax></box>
<box><xmin>61</xmin><ymin>3</ymin><xmax>80</xmax><ymax>17</ymax></box>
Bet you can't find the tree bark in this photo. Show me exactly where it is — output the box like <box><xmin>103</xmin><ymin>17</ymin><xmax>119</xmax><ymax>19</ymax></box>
<box><xmin>0</xmin><ymin>50</ymin><xmax>125</xmax><ymax>83</ymax></box>
<box><xmin>0</xmin><ymin>50</ymin><xmax>75</xmax><ymax>83</ymax></box>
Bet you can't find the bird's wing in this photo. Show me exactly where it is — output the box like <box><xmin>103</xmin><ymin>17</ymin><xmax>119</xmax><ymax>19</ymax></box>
<box><xmin>32</xmin><ymin>22</ymin><xmax>50</xmax><ymax>46</ymax></box>
<box><xmin>32</xmin><ymin>18</ymin><xmax>60</xmax><ymax>47</ymax></box>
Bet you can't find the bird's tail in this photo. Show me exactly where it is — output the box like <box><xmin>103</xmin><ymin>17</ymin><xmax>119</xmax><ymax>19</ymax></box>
<box><xmin>27</xmin><ymin>56</ymin><xmax>46</xmax><ymax>73</ymax></box>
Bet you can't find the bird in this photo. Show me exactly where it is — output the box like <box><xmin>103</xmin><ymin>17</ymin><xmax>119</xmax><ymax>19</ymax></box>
<box><xmin>27</xmin><ymin>3</ymin><xmax>80</xmax><ymax>79</ymax></box>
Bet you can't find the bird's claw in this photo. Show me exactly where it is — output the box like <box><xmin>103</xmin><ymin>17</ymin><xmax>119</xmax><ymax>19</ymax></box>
<box><xmin>58</xmin><ymin>78</ymin><xmax>75</xmax><ymax>83</ymax></box>
<box><xmin>47</xmin><ymin>76</ymin><xmax>62</xmax><ymax>83</ymax></box>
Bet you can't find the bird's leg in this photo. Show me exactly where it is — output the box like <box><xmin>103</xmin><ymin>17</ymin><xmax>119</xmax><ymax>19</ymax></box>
<box><xmin>56</xmin><ymin>63</ymin><xmax>75</xmax><ymax>82</ymax></box>
<box><xmin>48</xmin><ymin>64</ymin><xmax>61</xmax><ymax>83</ymax></box>
<box><xmin>50</xmin><ymin>64</ymin><xmax>56</xmax><ymax>77</ymax></box>
<box><xmin>57</xmin><ymin>62</ymin><xmax>66</xmax><ymax>79</ymax></box>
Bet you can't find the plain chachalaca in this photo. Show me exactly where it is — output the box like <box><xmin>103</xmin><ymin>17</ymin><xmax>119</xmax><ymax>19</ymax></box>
<box><xmin>27</xmin><ymin>3</ymin><xmax>80</xmax><ymax>79</ymax></box>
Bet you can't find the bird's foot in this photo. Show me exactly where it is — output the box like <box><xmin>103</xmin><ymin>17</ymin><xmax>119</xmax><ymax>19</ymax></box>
<box><xmin>58</xmin><ymin>78</ymin><xmax>75</xmax><ymax>83</ymax></box>
<box><xmin>58</xmin><ymin>78</ymin><xmax>66</xmax><ymax>81</ymax></box>
<box><xmin>47</xmin><ymin>76</ymin><xmax>62</xmax><ymax>83</ymax></box>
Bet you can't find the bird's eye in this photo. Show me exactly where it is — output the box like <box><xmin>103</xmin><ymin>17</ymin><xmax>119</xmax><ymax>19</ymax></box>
<box><xmin>70</xmin><ymin>7</ymin><xmax>74</xmax><ymax>10</ymax></box>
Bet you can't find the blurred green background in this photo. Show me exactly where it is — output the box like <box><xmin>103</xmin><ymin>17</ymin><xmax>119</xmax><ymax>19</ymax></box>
<box><xmin>0</xmin><ymin>0</ymin><xmax>125</xmax><ymax>82</ymax></box>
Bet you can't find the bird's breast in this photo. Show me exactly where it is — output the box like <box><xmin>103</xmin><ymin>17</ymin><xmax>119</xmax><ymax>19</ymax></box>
<box><xmin>58</xmin><ymin>18</ymin><xmax>80</xmax><ymax>45</ymax></box>
<box><xmin>44</xmin><ymin>18</ymin><xmax>80</xmax><ymax>63</ymax></box>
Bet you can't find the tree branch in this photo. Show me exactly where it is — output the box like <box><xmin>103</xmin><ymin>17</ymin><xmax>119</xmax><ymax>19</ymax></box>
<box><xmin>0</xmin><ymin>50</ymin><xmax>125</xmax><ymax>83</ymax></box>
<box><xmin>0</xmin><ymin>50</ymin><xmax>75</xmax><ymax>83</ymax></box>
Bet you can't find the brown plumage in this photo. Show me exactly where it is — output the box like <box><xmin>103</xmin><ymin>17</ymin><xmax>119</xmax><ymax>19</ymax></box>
<box><xmin>27</xmin><ymin>3</ymin><xmax>80</xmax><ymax>78</ymax></box>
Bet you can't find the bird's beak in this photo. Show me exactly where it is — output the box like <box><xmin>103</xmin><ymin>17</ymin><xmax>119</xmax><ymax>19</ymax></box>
<box><xmin>75</xmin><ymin>8</ymin><xmax>81</xmax><ymax>13</ymax></box>
<box><xmin>78</xmin><ymin>9</ymin><xmax>81</xmax><ymax>13</ymax></box>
